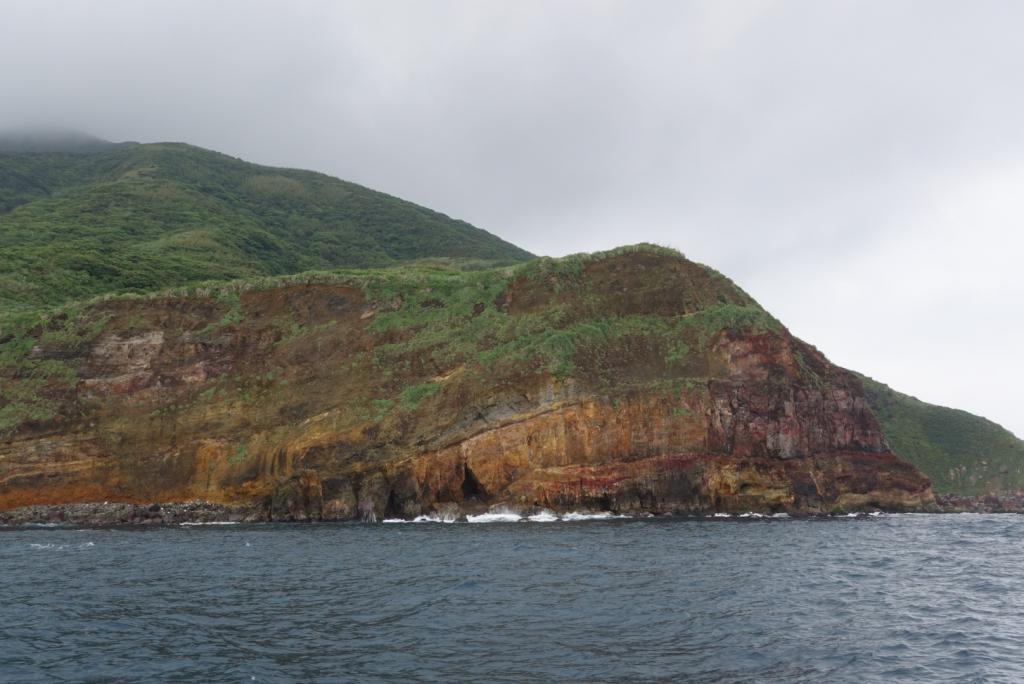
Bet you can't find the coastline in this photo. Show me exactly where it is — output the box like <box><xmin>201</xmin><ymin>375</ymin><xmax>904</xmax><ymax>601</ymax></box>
<box><xmin>2</xmin><ymin>495</ymin><xmax>1022</xmax><ymax>527</ymax></box>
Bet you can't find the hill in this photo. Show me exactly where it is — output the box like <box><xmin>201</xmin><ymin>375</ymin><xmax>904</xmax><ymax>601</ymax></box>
<box><xmin>0</xmin><ymin>246</ymin><xmax>933</xmax><ymax>519</ymax></box>
<box><xmin>0</xmin><ymin>136</ymin><xmax>1016</xmax><ymax>514</ymax></box>
<box><xmin>0</xmin><ymin>138</ymin><xmax>531</xmax><ymax>314</ymax></box>
<box><xmin>860</xmin><ymin>376</ymin><xmax>1024</xmax><ymax>495</ymax></box>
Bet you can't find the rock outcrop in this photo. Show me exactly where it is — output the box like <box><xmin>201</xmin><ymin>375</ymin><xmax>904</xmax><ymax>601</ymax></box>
<box><xmin>0</xmin><ymin>247</ymin><xmax>934</xmax><ymax>520</ymax></box>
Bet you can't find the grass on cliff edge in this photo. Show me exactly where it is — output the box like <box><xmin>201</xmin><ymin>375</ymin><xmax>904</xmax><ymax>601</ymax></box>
<box><xmin>860</xmin><ymin>375</ymin><xmax>1024</xmax><ymax>496</ymax></box>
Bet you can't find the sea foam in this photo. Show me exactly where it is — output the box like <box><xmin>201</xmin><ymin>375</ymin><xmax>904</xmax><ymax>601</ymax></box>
<box><xmin>561</xmin><ymin>511</ymin><xmax>628</xmax><ymax>521</ymax></box>
<box><xmin>382</xmin><ymin>508</ymin><xmax>633</xmax><ymax>523</ymax></box>
<box><xmin>383</xmin><ymin>512</ymin><xmax>459</xmax><ymax>524</ymax></box>
<box><xmin>28</xmin><ymin>542</ymin><xmax>95</xmax><ymax>550</ymax></box>
<box><xmin>180</xmin><ymin>521</ymin><xmax>240</xmax><ymax>526</ymax></box>
<box><xmin>466</xmin><ymin>511</ymin><xmax>523</xmax><ymax>523</ymax></box>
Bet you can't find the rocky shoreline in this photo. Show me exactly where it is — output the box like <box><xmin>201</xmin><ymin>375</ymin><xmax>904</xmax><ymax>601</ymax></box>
<box><xmin>2</xmin><ymin>496</ymin><xmax>1021</xmax><ymax>527</ymax></box>
<box><xmin>933</xmin><ymin>494</ymin><xmax>1024</xmax><ymax>513</ymax></box>
<box><xmin>0</xmin><ymin>501</ymin><xmax>260</xmax><ymax>527</ymax></box>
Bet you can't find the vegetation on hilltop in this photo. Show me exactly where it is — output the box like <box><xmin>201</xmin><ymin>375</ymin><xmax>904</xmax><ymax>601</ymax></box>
<box><xmin>860</xmin><ymin>375</ymin><xmax>1024</xmax><ymax>495</ymax></box>
<box><xmin>0</xmin><ymin>141</ymin><xmax>531</xmax><ymax>314</ymax></box>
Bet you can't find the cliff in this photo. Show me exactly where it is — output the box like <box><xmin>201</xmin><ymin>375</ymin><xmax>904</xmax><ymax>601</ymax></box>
<box><xmin>0</xmin><ymin>246</ymin><xmax>933</xmax><ymax>519</ymax></box>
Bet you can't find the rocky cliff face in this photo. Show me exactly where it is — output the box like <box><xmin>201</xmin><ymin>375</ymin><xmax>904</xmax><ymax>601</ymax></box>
<box><xmin>0</xmin><ymin>247</ymin><xmax>934</xmax><ymax>519</ymax></box>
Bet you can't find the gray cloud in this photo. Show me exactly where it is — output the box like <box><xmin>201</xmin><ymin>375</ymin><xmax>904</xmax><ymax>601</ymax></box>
<box><xmin>2</xmin><ymin>0</ymin><xmax>1022</xmax><ymax>435</ymax></box>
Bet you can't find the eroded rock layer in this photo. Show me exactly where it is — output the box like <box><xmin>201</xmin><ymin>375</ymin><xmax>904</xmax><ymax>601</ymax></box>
<box><xmin>0</xmin><ymin>248</ymin><xmax>934</xmax><ymax>518</ymax></box>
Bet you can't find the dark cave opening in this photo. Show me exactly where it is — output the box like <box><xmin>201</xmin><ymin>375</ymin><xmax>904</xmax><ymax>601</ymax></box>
<box><xmin>461</xmin><ymin>463</ymin><xmax>485</xmax><ymax>501</ymax></box>
<box><xmin>384</xmin><ymin>488</ymin><xmax>401</xmax><ymax>518</ymax></box>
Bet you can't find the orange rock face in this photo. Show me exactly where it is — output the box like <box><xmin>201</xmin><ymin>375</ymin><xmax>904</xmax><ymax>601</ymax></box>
<box><xmin>0</xmin><ymin>252</ymin><xmax>934</xmax><ymax>518</ymax></box>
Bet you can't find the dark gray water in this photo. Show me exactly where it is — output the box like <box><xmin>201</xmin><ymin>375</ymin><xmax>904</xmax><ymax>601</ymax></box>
<box><xmin>2</xmin><ymin>514</ymin><xmax>1022</xmax><ymax>683</ymax></box>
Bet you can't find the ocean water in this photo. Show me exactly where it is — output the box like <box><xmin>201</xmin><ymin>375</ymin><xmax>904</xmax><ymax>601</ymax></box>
<box><xmin>2</xmin><ymin>514</ymin><xmax>1023</xmax><ymax>683</ymax></box>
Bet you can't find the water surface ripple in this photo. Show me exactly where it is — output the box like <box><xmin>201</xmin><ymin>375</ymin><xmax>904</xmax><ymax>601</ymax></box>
<box><xmin>2</xmin><ymin>514</ymin><xmax>1022</xmax><ymax>683</ymax></box>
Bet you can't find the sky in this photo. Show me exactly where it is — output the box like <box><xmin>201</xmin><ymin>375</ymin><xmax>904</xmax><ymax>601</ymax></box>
<box><xmin>1</xmin><ymin>0</ymin><xmax>1022</xmax><ymax>436</ymax></box>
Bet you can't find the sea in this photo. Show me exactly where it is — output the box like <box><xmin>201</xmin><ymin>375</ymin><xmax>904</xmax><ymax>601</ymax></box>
<box><xmin>2</xmin><ymin>513</ymin><xmax>1022</xmax><ymax>683</ymax></box>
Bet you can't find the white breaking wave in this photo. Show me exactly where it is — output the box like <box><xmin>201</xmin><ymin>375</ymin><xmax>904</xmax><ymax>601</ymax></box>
<box><xmin>832</xmin><ymin>512</ymin><xmax>884</xmax><ymax>518</ymax></box>
<box><xmin>383</xmin><ymin>512</ymin><xmax>459</xmax><ymax>523</ymax></box>
<box><xmin>29</xmin><ymin>542</ymin><xmax>95</xmax><ymax>550</ymax></box>
<box><xmin>708</xmin><ymin>512</ymin><xmax>789</xmax><ymax>519</ymax></box>
<box><xmin>466</xmin><ymin>511</ymin><xmax>523</xmax><ymax>523</ymax></box>
<box><xmin>180</xmin><ymin>521</ymin><xmax>239</xmax><ymax>526</ymax></box>
<box><xmin>561</xmin><ymin>511</ymin><xmax>628</xmax><ymax>521</ymax></box>
<box><xmin>382</xmin><ymin>508</ymin><xmax>634</xmax><ymax>523</ymax></box>
<box><xmin>412</xmin><ymin>514</ymin><xmax>439</xmax><ymax>523</ymax></box>
<box><xmin>425</xmin><ymin>512</ymin><xmax>459</xmax><ymax>523</ymax></box>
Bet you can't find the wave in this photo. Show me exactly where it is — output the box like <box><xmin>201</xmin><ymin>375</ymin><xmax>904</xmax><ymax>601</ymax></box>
<box><xmin>706</xmin><ymin>512</ymin><xmax>790</xmax><ymax>519</ymax></box>
<box><xmin>29</xmin><ymin>542</ymin><xmax>95</xmax><ymax>550</ymax></box>
<box><xmin>383</xmin><ymin>513</ymin><xmax>459</xmax><ymax>524</ymax></box>
<box><xmin>561</xmin><ymin>511</ymin><xmax>629</xmax><ymax>521</ymax></box>
<box><xmin>179</xmin><ymin>521</ymin><xmax>240</xmax><ymax>526</ymax></box>
<box><xmin>382</xmin><ymin>508</ymin><xmax>634</xmax><ymax>523</ymax></box>
<box><xmin>466</xmin><ymin>512</ymin><xmax>523</xmax><ymax>523</ymax></box>
<box><xmin>471</xmin><ymin>509</ymin><xmax>629</xmax><ymax>523</ymax></box>
<box><xmin>379</xmin><ymin>509</ymin><xmax>890</xmax><ymax>523</ymax></box>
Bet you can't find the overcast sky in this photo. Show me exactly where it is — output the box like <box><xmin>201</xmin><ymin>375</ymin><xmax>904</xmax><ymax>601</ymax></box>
<box><xmin>2</xmin><ymin>0</ymin><xmax>1022</xmax><ymax>436</ymax></box>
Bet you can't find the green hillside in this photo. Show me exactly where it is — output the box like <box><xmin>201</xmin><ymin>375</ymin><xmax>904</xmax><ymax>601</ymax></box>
<box><xmin>0</xmin><ymin>137</ymin><xmax>531</xmax><ymax>315</ymax></box>
<box><xmin>860</xmin><ymin>375</ymin><xmax>1024</xmax><ymax>495</ymax></box>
